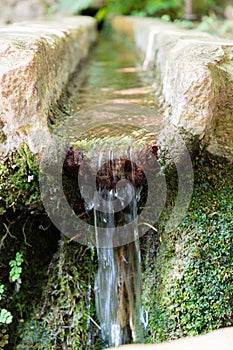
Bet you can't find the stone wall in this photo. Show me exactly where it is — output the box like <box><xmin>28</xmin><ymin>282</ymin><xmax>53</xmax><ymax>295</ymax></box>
<box><xmin>0</xmin><ymin>0</ymin><xmax>56</xmax><ymax>24</ymax></box>
<box><xmin>108</xmin><ymin>326</ymin><xmax>233</xmax><ymax>350</ymax></box>
<box><xmin>0</xmin><ymin>16</ymin><xmax>97</xmax><ymax>161</ymax></box>
<box><xmin>111</xmin><ymin>16</ymin><xmax>233</xmax><ymax>162</ymax></box>
<box><xmin>0</xmin><ymin>0</ymin><xmax>103</xmax><ymax>25</ymax></box>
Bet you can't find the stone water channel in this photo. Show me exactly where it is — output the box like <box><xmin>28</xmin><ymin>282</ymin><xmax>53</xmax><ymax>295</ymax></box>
<box><xmin>1</xmin><ymin>16</ymin><xmax>233</xmax><ymax>350</ymax></box>
<box><xmin>49</xmin><ymin>34</ymin><xmax>163</xmax><ymax>348</ymax></box>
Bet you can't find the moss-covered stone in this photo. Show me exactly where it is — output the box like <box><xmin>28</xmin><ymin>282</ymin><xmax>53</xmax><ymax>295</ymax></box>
<box><xmin>0</xmin><ymin>210</ymin><xmax>60</xmax><ymax>349</ymax></box>
<box><xmin>143</xmin><ymin>149</ymin><xmax>233</xmax><ymax>342</ymax></box>
<box><xmin>16</xmin><ymin>238</ymin><xmax>101</xmax><ymax>350</ymax></box>
<box><xmin>1</xmin><ymin>146</ymin><xmax>232</xmax><ymax>348</ymax></box>
<box><xmin>0</xmin><ymin>144</ymin><xmax>41</xmax><ymax>215</ymax></box>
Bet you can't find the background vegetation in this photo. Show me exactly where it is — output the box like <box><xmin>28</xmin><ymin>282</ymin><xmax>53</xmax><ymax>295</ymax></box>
<box><xmin>56</xmin><ymin>0</ymin><xmax>231</xmax><ymax>21</ymax></box>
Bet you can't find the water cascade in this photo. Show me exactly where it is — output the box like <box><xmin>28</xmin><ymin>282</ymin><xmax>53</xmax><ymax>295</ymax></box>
<box><xmin>94</xmin><ymin>153</ymin><xmax>145</xmax><ymax>347</ymax></box>
<box><xmin>64</xmin><ymin>35</ymin><xmax>163</xmax><ymax>347</ymax></box>
<box><xmin>42</xmin><ymin>35</ymin><xmax>163</xmax><ymax>348</ymax></box>
<box><xmin>62</xmin><ymin>122</ymin><xmax>162</xmax><ymax>347</ymax></box>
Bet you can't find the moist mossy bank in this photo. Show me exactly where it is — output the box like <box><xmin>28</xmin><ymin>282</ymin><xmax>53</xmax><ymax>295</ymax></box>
<box><xmin>0</xmin><ymin>144</ymin><xmax>41</xmax><ymax>215</ymax></box>
<box><xmin>143</xmin><ymin>148</ymin><xmax>233</xmax><ymax>342</ymax></box>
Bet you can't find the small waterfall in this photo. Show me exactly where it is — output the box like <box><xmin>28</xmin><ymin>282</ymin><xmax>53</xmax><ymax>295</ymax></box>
<box><xmin>57</xmin><ymin>35</ymin><xmax>163</xmax><ymax>348</ymax></box>
<box><xmin>94</xmin><ymin>152</ymin><xmax>144</xmax><ymax>347</ymax></box>
<box><xmin>61</xmin><ymin>120</ymin><xmax>161</xmax><ymax>347</ymax></box>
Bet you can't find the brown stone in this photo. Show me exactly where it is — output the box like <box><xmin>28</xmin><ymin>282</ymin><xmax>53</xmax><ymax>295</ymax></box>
<box><xmin>111</xmin><ymin>16</ymin><xmax>233</xmax><ymax>162</ymax></box>
<box><xmin>108</xmin><ymin>326</ymin><xmax>233</xmax><ymax>349</ymax></box>
<box><xmin>0</xmin><ymin>16</ymin><xmax>97</xmax><ymax>161</ymax></box>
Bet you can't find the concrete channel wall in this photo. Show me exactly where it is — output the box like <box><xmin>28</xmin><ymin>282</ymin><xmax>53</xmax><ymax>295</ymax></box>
<box><xmin>112</xmin><ymin>16</ymin><xmax>233</xmax><ymax>162</ymax></box>
<box><xmin>0</xmin><ymin>16</ymin><xmax>97</xmax><ymax>161</ymax></box>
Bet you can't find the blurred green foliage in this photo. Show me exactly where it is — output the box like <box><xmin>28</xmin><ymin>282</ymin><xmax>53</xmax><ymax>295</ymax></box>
<box><xmin>57</xmin><ymin>0</ymin><xmax>182</xmax><ymax>19</ymax></box>
<box><xmin>57</xmin><ymin>0</ymin><xmax>94</xmax><ymax>13</ymax></box>
<box><xmin>104</xmin><ymin>0</ymin><xmax>182</xmax><ymax>17</ymax></box>
<box><xmin>56</xmin><ymin>0</ymin><xmax>230</xmax><ymax>21</ymax></box>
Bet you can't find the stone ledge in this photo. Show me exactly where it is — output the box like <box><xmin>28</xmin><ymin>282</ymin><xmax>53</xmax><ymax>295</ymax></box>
<box><xmin>111</xmin><ymin>16</ymin><xmax>233</xmax><ymax>162</ymax></box>
<box><xmin>0</xmin><ymin>16</ymin><xmax>97</xmax><ymax>160</ymax></box>
<box><xmin>108</xmin><ymin>326</ymin><xmax>233</xmax><ymax>349</ymax></box>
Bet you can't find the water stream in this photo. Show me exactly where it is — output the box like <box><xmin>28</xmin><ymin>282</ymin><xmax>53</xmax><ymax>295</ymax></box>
<box><xmin>62</xmin><ymin>34</ymin><xmax>161</xmax><ymax>348</ymax></box>
<box><xmin>94</xmin><ymin>154</ymin><xmax>144</xmax><ymax>347</ymax></box>
<box><xmin>68</xmin><ymin>34</ymin><xmax>158</xmax><ymax>111</ymax></box>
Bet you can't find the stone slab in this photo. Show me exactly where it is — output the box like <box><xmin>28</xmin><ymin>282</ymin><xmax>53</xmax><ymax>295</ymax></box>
<box><xmin>0</xmin><ymin>16</ymin><xmax>97</xmax><ymax>160</ymax></box>
<box><xmin>111</xmin><ymin>16</ymin><xmax>233</xmax><ymax>162</ymax></box>
<box><xmin>108</xmin><ymin>326</ymin><xmax>233</xmax><ymax>349</ymax></box>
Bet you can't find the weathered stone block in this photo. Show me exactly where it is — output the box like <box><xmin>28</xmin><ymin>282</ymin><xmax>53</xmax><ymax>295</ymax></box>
<box><xmin>0</xmin><ymin>16</ymin><xmax>97</xmax><ymax>161</ymax></box>
<box><xmin>111</xmin><ymin>16</ymin><xmax>233</xmax><ymax>162</ymax></box>
<box><xmin>108</xmin><ymin>326</ymin><xmax>233</xmax><ymax>349</ymax></box>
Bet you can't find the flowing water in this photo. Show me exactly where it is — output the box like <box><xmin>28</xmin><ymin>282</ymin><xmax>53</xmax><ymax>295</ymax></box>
<box><xmin>68</xmin><ymin>34</ymin><xmax>158</xmax><ymax>111</ymax></box>
<box><xmin>93</xmin><ymin>155</ymin><xmax>145</xmax><ymax>347</ymax></box>
<box><xmin>62</xmin><ymin>34</ymin><xmax>161</xmax><ymax>348</ymax></box>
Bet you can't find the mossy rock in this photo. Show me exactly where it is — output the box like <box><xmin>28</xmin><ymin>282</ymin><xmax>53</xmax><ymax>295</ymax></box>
<box><xmin>0</xmin><ymin>211</ymin><xmax>60</xmax><ymax>349</ymax></box>
<box><xmin>16</xmin><ymin>238</ymin><xmax>102</xmax><ymax>350</ymax></box>
<box><xmin>143</xmin><ymin>149</ymin><xmax>233</xmax><ymax>342</ymax></box>
<box><xmin>0</xmin><ymin>144</ymin><xmax>41</xmax><ymax>215</ymax></box>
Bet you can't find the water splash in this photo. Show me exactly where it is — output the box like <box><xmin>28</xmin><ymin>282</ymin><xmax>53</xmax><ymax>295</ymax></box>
<box><xmin>94</xmin><ymin>151</ymin><xmax>144</xmax><ymax>347</ymax></box>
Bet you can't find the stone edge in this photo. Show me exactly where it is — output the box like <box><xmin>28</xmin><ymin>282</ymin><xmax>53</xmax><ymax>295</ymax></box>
<box><xmin>111</xmin><ymin>16</ymin><xmax>233</xmax><ymax>162</ymax></box>
<box><xmin>0</xmin><ymin>16</ymin><xmax>97</xmax><ymax>162</ymax></box>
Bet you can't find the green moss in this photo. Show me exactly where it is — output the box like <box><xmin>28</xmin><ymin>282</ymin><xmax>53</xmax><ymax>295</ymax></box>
<box><xmin>0</xmin><ymin>144</ymin><xmax>41</xmax><ymax>214</ymax></box>
<box><xmin>0</xmin><ymin>144</ymin><xmax>45</xmax><ymax>348</ymax></box>
<box><xmin>1</xmin><ymin>140</ymin><xmax>232</xmax><ymax>347</ymax></box>
<box><xmin>0</xmin><ymin>211</ymin><xmax>60</xmax><ymax>349</ymax></box>
<box><xmin>143</xmin><ymin>150</ymin><xmax>233</xmax><ymax>342</ymax></box>
<box><xmin>0</xmin><ymin>121</ymin><xmax>6</xmax><ymax>144</ymax></box>
<box><xmin>16</xmin><ymin>238</ymin><xmax>102</xmax><ymax>350</ymax></box>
